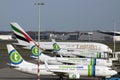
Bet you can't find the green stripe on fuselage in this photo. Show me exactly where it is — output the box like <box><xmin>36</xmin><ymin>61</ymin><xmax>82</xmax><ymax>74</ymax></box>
<box><xmin>97</xmin><ymin>52</ymin><xmax>101</xmax><ymax>58</ymax></box>
<box><xmin>88</xmin><ymin>65</ymin><xmax>92</xmax><ymax>76</ymax></box>
<box><xmin>88</xmin><ymin>65</ymin><xmax>95</xmax><ymax>77</ymax></box>
<box><xmin>90</xmin><ymin>58</ymin><xmax>93</xmax><ymax>65</ymax></box>
<box><xmin>90</xmin><ymin>58</ymin><xmax>96</xmax><ymax>65</ymax></box>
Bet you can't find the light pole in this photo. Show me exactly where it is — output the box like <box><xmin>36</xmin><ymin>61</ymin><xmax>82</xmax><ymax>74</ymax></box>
<box><xmin>88</xmin><ymin>32</ymin><xmax>93</xmax><ymax>41</ymax></box>
<box><xmin>34</xmin><ymin>1</ymin><xmax>44</xmax><ymax>80</ymax></box>
<box><xmin>113</xmin><ymin>21</ymin><xmax>116</xmax><ymax>58</ymax></box>
<box><xmin>113</xmin><ymin>21</ymin><xmax>116</xmax><ymax>53</ymax></box>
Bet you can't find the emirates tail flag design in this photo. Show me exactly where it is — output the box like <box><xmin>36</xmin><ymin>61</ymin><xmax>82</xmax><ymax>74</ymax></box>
<box><xmin>10</xmin><ymin>22</ymin><xmax>44</xmax><ymax>51</ymax></box>
<box><xmin>10</xmin><ymin>22</ymin><xmax>32</xmax><ymax>43</ymax></box>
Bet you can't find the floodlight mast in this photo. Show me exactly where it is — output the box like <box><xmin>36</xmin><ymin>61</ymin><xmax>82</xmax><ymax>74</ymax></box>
<box><xmin>113</xmin><ymin>21</ymin><xmax>116</xmax><ymax>53</ymax></box>
<box><xmin>34</xmin><ymin>1</ymin><xmax>44</xmax><ymax>80</ymax></box>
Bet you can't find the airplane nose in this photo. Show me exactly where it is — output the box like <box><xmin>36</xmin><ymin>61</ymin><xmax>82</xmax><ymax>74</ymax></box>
<box><xmin>111</xmin><ymin>70</ymin><xmax>117</xmax><ymax>75</ymax></box>
<box><xmin>108</xmin><ymin>48</ymin><xmax>112</xmax><ymax>53</ymax></box>
<box><xmin>107</xmin><ymin>62</ymin><xmax>112</xmax><ymax>67</ymax></box>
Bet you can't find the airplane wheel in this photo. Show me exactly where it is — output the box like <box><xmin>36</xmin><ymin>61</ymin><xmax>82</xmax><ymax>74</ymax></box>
<box><xmin>59</xmin><ymin>74</ymin><xmax>63</xmax><ymax>80</ymax></box>
<box><xmin>59</xmin><ymin>77</ymin><xmax>63</xmax><ymax>80</ymax></box>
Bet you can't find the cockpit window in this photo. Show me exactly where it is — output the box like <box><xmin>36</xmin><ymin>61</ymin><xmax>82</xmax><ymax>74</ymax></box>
<box><xmin>108</xmin><ymin>69</ymin><xmax>114</xmax><ymax>70</ymax></box>
<box><xmin>109</xmin><ymin>53</ymin><xmax>113</xmax><ymax>58</ymax></box>
<box><xmin>67</xmin><ymin>50</ymin><xmax>74</xmax><ymax>52</ymax></box>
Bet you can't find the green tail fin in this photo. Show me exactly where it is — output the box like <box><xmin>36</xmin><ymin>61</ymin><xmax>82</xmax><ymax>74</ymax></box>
<box><xmin>53</xmin><ymin>43</ymin><xmax>61</xmax><ymax>51</ymax></box>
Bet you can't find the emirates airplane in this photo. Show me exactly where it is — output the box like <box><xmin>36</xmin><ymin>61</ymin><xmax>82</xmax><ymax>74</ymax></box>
<box><xmin>10</xmin><ymin>22</ymin><xmax>112</xmax><ymax>54</ymax></box>
<box><xmin>6</xmin><ymin>44</ymin><xmax>117</xmax><ymax>80</ymax></box>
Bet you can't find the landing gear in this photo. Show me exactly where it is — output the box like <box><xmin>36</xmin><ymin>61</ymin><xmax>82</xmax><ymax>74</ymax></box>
<box><xmin>59</xmin><ymin>76</ymin><xmax>63</xmax><ymax>80</ymax></box>
<box><xmin>59</xmin><ymin>74</ymin><xmax>64</xmax><ymax>80</ymax></box>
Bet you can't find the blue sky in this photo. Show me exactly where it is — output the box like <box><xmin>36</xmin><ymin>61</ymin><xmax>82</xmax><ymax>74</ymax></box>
<box><xmin>0</xmin><ymin>0</ymin><xmax>120</xmax><ymax>31</ymax></box>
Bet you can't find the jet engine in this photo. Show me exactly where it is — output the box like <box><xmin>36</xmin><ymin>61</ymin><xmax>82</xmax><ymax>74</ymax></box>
<box><xmin>69</xmin><ymin>73</ymin><xmax>80</xmax><ymax>79</ymax></box>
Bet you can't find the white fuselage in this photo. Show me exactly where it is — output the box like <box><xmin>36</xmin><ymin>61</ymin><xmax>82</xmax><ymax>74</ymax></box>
<box><xmin>39</xmin><ymin>54</ymin><xmax>112</xmax><ymax>66</ymax></box>
<box><xmin>56</xmin><ymin>49</ymin><xmax>109</xmax><ymax>58</ymax></box>
<box><xmin>14</xmin><ymin>62</ymin><xmax>117</xmax><ymax>78</ymax></box>
<box><xmin>37</xmin><ymin>42</ymin><xmax>112</xmax><ymax>53</ymax></box>
<box><xmin>23</xmin><ymin>41</ymin><xmax>111</xmax><ymax>58</ymax></box>
<box><xmin>18</xmin><ymin>41</ymin><xmax>112</xmax><ymax>53</ymax></box>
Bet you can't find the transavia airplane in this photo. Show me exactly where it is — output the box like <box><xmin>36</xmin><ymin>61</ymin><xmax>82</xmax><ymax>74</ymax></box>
<box><xmin>10</xmin><ymin>22</ymin><xmax>112</xmax><ymax>53</ymax></box>
<box><xmin>52</xmin><ymin>39</ymin><xmax>110</xmax><ymax>58</ymax></box>
<box><xmin>30</xmin><ymin>43</ymin><xmax>112</xmax><ymax>66</ymax></box>
<box><xmin>6</xmin><ymin>44</ymin><xmax>117</xmax><ymax>80</ymax></box>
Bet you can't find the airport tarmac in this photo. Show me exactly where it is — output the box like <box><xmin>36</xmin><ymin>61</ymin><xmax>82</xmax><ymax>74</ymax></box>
<box><xmin>0</xmin><ymin>67</ymin><xmax>61</xmax><ymax>80</ymax></box>
<box><xmin>0</xmin><ymin>67</ymin><xmax>104</xmax><ymax>80</ymax></box>
<box><xmin>0</xmin><ymin>52</ymin><xmax>103</xmax><ymax>80</ymax></box>
<box><xmin>0</xmin><ymin>41</ymin><xmax>120</xmax><ymax>80</ymax></box>
<box><xmin>0</xmin><ymin>53</ymin><xmax>120</xmax><ymax>80</ymax></box>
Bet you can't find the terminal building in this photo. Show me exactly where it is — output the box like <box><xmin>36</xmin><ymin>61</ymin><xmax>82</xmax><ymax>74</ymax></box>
<box><xmin>67</xmin><ymin>31</ymin><xmax>113</xmax><ymax>42</ymax></box>
<box><xmin>0</xmin><ymin>31</ymin><xmax>120</xmax><ymax>42</ymax></box>
<box><xmin>33</xmin><ymin>31</ymin><xmax>120</xmax><ymax>42</ymax></box>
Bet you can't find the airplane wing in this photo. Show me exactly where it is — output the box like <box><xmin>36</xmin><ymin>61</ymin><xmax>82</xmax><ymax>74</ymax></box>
<box><xmin>48</xmin><ymin>69</ymin><xmax>80</xmax><ymax>79</ymax></box>
<box><xmin>44</xmin><ymin>61</ymin><xmax>80</xmax><ymax>79</ymax></box>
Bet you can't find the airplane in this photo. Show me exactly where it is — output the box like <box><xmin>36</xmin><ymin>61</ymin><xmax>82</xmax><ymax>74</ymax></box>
<box><xmin>6</xmin><ymin>44</ymin><xmax>117</xmax><ymax>79</ymax></box>
<box><xmin>9</xmin><ymin>23</ymin><xmax>113</xmax><ymax>66</ymax></box>
<box><xmin>0</xmin><ymin>35</ymin><xmax>13</xmax><ymax>40</ymax></box>
<box><xmin>52</xmin><ymin>39</ymin><xmax>110</xmax><ymax>58</ymax></box>
<box><xmin>10</xmin><ymin>22</ymin><xmax>112</xmax><ymax>53</ymax></box>
<box><xmin>98</xmin><ymin>30</ymin><xmax>120</xmax><ymax>36</ymax></box>
<box><xmin>98</xmin><ymin>30</ymin><xmax>120</xmax><ymax>41</ymax></box>
<box><xmin>30</xmin><ymin>44</ymin><xmax>112</xmax><ymax>66</ymax></box>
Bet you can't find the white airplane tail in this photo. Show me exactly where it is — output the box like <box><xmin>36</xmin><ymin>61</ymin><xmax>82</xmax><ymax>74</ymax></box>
<box><xmin>10</xmin><ymin>22</ymin><xmax>44</xmax><ymax>51</ymax></box>
<box><xmin>52</xmin><ymin>39</ymin><xmax>61</xmax><ymax>51</ymax></box>
<box><xmin>30</xmin><ymin>44</ymin><xmax>50</xmax><ymax>58</ymax></box>
<box><xmin>10</xmin><ymin>22</ymin><xmax>33</xmax><ymax>44</ymax></box>
<box><xmin>6</xmin><ymin>44</ymin><xmax>27</xmax><ymax>66</ymax></box>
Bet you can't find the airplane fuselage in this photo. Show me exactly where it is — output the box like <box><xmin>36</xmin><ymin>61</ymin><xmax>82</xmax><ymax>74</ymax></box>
<box><xmin>39</xmin><ymin>54</ymin><xmax>112</xmax><ymax>66</ymax></box>
<box><xmin>38</xmin><ymin>42</ymin><xmax>112</xmax><ymax>53</ymax></box>
<box><xmin>14</xmin><ymin>63</ymin><xmax>117</xmax><ymax>78</ymax></box>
